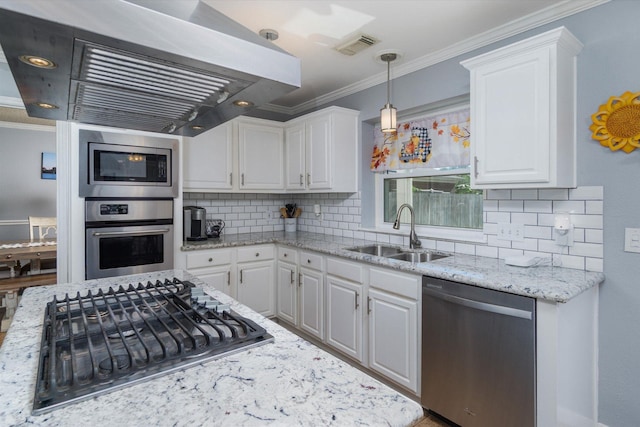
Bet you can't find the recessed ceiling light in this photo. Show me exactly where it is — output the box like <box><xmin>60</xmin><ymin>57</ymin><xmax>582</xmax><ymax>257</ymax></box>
<box><xmin>233</xmin><ymin>100</ymin><xmax>254</xmax><ymax>108</ymax></box>
<box><xmin>35</xmin><ymin>102</ymin><xmax>58</xmax><ymax>109</ymax></box>
<box><xmin>19</xmin><ymin>55</ymin><xmax>57</xmax><ymax>69</ymax></box>
<box><xmin>190</xmin><ymin>125</ymin><xmax>205</xmax><ymax>130</ymax></box>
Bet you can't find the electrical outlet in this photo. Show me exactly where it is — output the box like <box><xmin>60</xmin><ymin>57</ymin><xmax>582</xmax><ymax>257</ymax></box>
<box><xmin>497</xmin><ymin>222</ymin><xmax>511</xmax><ymax>240</ymax></box>
<box><xmin>512</xmin><ymin>223</ymin><xmax>525</xmax><ymax>242</ymax></box>
<box><xmin>624</xmin><ymin>228</ymin><xmax>640</xmax><ymax>253</ymax></box>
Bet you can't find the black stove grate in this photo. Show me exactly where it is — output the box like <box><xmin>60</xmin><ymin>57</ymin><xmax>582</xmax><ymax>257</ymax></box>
<box><xmin>33</xmin><ymin>278</ymin><xmax>272</xmax><ymax>415</ymax></box>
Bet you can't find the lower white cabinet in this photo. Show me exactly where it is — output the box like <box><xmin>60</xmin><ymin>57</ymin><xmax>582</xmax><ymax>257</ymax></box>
<box><xmin>185</xmin><ymin>248</ymin><xmax>234</xmax><ymax>296</ymax></box>
<box><xmin>237</xmin><ymin>245</ymin><xmax>275</xmax><ymax>317</ymax></box>
<box><xmin>277</xmin><ymin>259</ymin><xmax>297</xmax><ymax>325</ymax></box>
<box><xmin>326</xmin><ymin>257</ymin><xmax>365</xmax><ymax>363</ymax></box>
<box><xmin>368</xmin><ymin>268</ymin><xmax>420</xmax><ymax>394</ymax></box>
<box><xmin>276</xmin><ymin>248</ymin><xmax>325</xmax><ymax>340</ymax></box>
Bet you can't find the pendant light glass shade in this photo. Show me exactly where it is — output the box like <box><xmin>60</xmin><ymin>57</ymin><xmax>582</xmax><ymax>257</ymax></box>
<box><xmin>380</xmin><ymin>53</ymin><xmax>398</xmax><ymax>134</ymax></box>
<box><xmin>380</xmin><ymin>103</ymin><xmax>396</xmax><ymax>133</ymax></box>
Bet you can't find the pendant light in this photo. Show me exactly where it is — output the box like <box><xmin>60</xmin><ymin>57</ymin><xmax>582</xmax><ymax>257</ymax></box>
<box><xmin>380</xmin><ymin>52</ymin><xmax>397</xmax><ymax>133</ymax></box>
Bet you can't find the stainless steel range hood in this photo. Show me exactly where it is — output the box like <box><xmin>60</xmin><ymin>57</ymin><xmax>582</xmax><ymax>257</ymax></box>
<box><xmin>0</xmin><ymin>0</ymin><xmax>300</xmax><ymax>136</ymax></box>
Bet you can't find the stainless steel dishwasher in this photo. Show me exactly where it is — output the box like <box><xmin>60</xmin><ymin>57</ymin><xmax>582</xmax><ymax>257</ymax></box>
<box><xmin>421</xmin><ymin>276</ymin><xmax>535</xmax><ymax>427</ymax></box>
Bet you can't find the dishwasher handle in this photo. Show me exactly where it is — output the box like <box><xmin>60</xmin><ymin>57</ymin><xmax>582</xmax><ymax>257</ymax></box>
<box><xmin>423</xmin><ymin>286</ymin><xmax>532</xmax><ymax>320</ymax></box>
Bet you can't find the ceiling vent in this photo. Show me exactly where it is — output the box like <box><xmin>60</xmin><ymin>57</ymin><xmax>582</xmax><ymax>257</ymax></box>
<box><xmin>335</xmin><ymin>34</ymin><xmax>379</xmax><ymax>56</ymax></box>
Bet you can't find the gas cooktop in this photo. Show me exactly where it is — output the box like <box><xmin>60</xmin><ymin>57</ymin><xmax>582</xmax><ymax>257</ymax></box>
<box><xmin>33</xmin><ymin>278</ymin><xmax>273</xmax><ymax>415</ymax></box>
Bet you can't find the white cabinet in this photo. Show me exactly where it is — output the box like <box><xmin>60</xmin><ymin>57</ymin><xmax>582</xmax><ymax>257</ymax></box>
<box><xmin>284</xmin><ymin>107</ymin><xmax>359</xmax><ymax>192</ymax></box>
<box><xmin>368</xmin><ymin>268</ymin><xmax>420</xmax><ymax>394</ymax></box>
<box><xmin>237</xmin><ymin>118</ymin><xmax>284</xmax><ymax>190</ymax></box>
<box><xmin>185</xmin><ymin>248</ymin><xmax>234</xmax><ymax>296</ymax></box>
<box><xmin>236</xmin><ymin>245</ymin><xmax>275</xmax><ymax>317</ymax></box>
<box><xmin>183</xmin><ymin>122</ymin><xmax>233</xmax><ymax>191</ymax></box>
<box><xmin>461</xmin><ymin>27</ymin><xmax>582</xmax><ymax>189</ymax></box>
<box><xmin>326</xmin><ymin>257</ymin><xmax>364</xmax><ymax>363</ymax></box>
<box><xmin>298</xmin><ymin>251</ymin><xmax>324</xmax><ymax>340</ymax></box>
<box><xmin>277</xmin><ymin>248</ymin><xmax>298</xmax><ymax>325</ymax></box>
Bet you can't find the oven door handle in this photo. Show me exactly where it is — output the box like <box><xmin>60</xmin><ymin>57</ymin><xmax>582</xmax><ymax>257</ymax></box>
<box><xmin>91</xmin><ymin>228</ymin><xmax>172</xmax><ymax>237</ymax></box>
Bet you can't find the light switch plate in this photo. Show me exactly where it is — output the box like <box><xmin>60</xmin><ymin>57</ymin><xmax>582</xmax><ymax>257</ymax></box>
<box><xmin>624</xmin><ymin>228</ymin><xmax>640</xmax><ymax>253</ymax></box>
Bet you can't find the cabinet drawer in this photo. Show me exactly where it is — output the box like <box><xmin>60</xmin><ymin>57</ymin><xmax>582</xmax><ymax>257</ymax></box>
<box><xmin>278</xmin><ymin>246</ymin><xmax>298</xmax><ymax>263</ymax></box>
<box><xmin>369</xmin><ymin>267</ymin><xmax>420</xmax><ymax>300</ymax></box>
<box><xmin>237</xmin><ymin>244</ymin><xmax>275</xmax><ymax>263</ymax></box>
<box><xmin>186</xmin><ymin>249</ymin><xmax>233</xmax><ymax>269</ymax></box>
<box><xmin>299</xmin><ymin>251</ymin><xmax>323</xmax><ymax>271</ymax></box>
<box><xmin>327</xmin><ymin>257</ymin><xmax>363</xmax><ymax>283</ymax></box>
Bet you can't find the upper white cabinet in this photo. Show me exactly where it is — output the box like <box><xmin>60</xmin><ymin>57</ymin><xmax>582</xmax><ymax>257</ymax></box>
<box><xmin>183</xmin><ymin>122</ymin><xmax>233</xmax><ymax>191</ymax></box>
<box><xmin>461</xmin><ymin>27</ymin><xmax>583</xmax><ymax>189</ymax></box>
<box><xmin>285</xmin><ymin>107</ymin><xmax>359</xmax><ymax>192</ymax></box>
<box><xmin>237</xmin><ymin>118</ymin><xmax>284</xmax><ymax>191</ymax></box>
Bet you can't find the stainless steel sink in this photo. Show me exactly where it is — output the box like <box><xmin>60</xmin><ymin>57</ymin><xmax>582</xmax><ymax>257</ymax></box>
<box><xmin>387</xmin><ymin>251</ymin><xmax>449</xmax><ymax>263</ymax></box>
<box><xmin>346</xmin><ymin>244</ymin><xmax>405</xmax><ymax>257</ymax></box>
<box><xmin>346</xmin><ymin>244</ymin><xmax>449</xmax><ymax>263</ymax></box>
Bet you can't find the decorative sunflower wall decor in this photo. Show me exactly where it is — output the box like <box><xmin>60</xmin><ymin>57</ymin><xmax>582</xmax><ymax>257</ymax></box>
<box><xmin>590</xmin><ymin>91</ymin><xmax>640</xmax><ymax>153</ymax></box>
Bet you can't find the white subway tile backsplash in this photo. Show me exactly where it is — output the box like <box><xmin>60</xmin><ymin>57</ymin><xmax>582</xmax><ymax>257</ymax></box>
<box><xmin>184</xmin><ymin>185</ymin><xmax>603</xmax><ymax>272</ymax></box>
<box><xmin>569</xmin><ymin>186</ymin><xmax>603</xmax><ymax>200</ymax></box>
<box><xmin>524</xmin><ymin>200</ymin><xmax>553</xmax><ymax>213</ymax></box>
<box><xmin>538</xmin><ymin>189</ymin><xmax>569</xmax><ymax>200</ymax></box>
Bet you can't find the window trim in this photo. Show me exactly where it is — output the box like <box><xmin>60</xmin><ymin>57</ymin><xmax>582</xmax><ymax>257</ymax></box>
<box><xmin>374</xmin><ymin>167</ymin><xmax>487</xmax><ymax>243</ymax></box>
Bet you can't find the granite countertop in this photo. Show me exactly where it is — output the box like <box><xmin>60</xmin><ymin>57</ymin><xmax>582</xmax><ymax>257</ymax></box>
<box><xmin>0</xmin><ymin>270</ymin><xmax>424</xmax><ymax>427</ymax></box>
<box><xmin>182</xmin><ymin>231</ymin><xmax>605</xmax><ymax>303</ymax></box>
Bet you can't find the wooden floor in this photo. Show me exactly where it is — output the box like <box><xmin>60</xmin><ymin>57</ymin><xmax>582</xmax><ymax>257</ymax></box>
<box><xmin>415</xmin><ymin>412</ymin><xmax>454</xmax><ymax>427</ymax></box>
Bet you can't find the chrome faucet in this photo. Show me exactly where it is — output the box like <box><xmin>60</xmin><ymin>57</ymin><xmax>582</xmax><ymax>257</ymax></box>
<box><xmin>393</xmin><ymin>203</ymin><xmax>422</xmax><ymax>249</ymax></box>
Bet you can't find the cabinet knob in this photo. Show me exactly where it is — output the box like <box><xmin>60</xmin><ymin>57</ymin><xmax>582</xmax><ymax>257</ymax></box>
<box><xmin>6</xmin><ymin>254</ymin><xmax>12</xmax><ymax>259</ymax></box>
<box><xmin>284</xmin><ymin>253</ymin><xmax>287</xmax><ymax>257</ymax></box>
<box><xmin>255</xmin><ymin>252</ymin><xmax>260</xmax><ymax>257</ymax></box>
<box><xmin>36</xmin><ymin>252</ymin><xmax>41</xmax><ymax>256</ymax></box>
<box><xmin>307</xmin><ymin>259</ymin><xmax>311</xmax><ymax>264</ymax></box>
<box><xmin>208</xmin><ymin>257</ymin><xmax>213</xmax><ymax>262</ymax></box>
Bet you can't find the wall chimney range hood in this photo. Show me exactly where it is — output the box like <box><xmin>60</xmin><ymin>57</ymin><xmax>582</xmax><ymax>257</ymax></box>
<box><xmin>0</xmin><ymin>0</ymin><xmax>301</xmax><ymax>136</ymax></box>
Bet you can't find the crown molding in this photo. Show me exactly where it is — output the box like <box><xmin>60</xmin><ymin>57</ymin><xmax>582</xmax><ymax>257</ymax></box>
<box><xmin>265</xmin><ymin>0</ymin><xmax>609</xmax><ymax>117</ymax></box>
<box><xmin>0</xmin><ymin>96</ymin><xmax>24</xmax><ymax>108</ymax></box>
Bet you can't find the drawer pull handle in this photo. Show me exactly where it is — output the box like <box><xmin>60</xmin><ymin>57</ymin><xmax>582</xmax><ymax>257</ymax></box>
<box><xmin>298</xmin><ymin>273</ymin><xmax>302</xmax><ymax>287</ymax></box>
<box><xmin>299</xmin><ymin>174</ymin><xmax>304</xmax><ymax>186</ymax></box>
<box><xmin>290</xmin><ymin>270</ymin><xmax>295</xmax><ymax>285</ymax></box>
<box><xmin>367</xmin><ymin>297</ymin><xmax>372</xmax><ymax>314</ymax></box>
<box><xmin>240</xmin><ymin>270</ymin><xmax>243</xmax><ymax>284</ymax></box>
<box><xmin>227</xmin><ymin>271</ymin><xmax>231</xmax><ymax>285</ymax></box>
<box><xmin>355</xmin><ymin>292</ymin><xmax>360</xmax><ymax>310</ymax></box>
<box><xmin>307</xmin><ymin>173</ymin><xmax>311</xmax><ymax>186</ymax></box>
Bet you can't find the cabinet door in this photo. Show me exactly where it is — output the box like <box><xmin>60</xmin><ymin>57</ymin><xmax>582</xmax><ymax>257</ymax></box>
<box><xmin>284</xmin><ymin>123</ymin><xmax>306</xmax><ymax>190</ymax></box>
<box><xmin>326</xmin><ymin>275</ymin><xmax>363</xmax><ymax>362</ymax></box>
<box><xmin>194</xmin><ymin>266</ymin><xmax>233</xmax><ymax>297</ymax></box>
<box><xmin>471</xmin><ymin>49</ymin><xmax>550</xmax><ymax>187</ymax></box>
<box><xmin>183</xmin><ymin>122</ymin><xmax>233</xmax><ymax>190</ymax></box>
<box><xmin>306</xmin><ymin>114</ymin><xmax>331</xmax><ymax>190</ymax></box>
<box><xmin>299</xmin><ymin>267</ymin><xmax>324</xmax><ymax>340</ymax></box>
<box><xmin>277</xmin><ymin>261</ymin><xmax>297</xmax><ymax>325</ymax></box>
<box><xmin>368</xmin><ymin>288</ymin><xmax>418</xmax><ymax>393</ymax></box>
<box><xmin>238</xmin><ymin>121</ymin><xmax>284</xmax><ymax>190</ymax></box>
<box><xmin>237</xmin><ymin>260</ymin><xmax>275</xmax><ymax>317</ymax></box>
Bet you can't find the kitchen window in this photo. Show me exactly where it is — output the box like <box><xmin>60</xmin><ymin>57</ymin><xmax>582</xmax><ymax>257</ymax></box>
<box><xmin>375</xmin><ymin>168</ymin><xmax>485</xmax><ymax>242</ymax></box>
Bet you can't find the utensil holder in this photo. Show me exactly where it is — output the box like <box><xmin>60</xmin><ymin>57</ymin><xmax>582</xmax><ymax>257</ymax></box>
<box><xmin>284</xmin><ymin>218</ymin><xmax>297</xmax><ymax>233</ymax></box>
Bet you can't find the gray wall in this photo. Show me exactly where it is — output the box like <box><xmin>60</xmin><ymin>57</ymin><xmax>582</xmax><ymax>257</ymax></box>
<box><xmin>0</xmin><ymin>124</ymin><xmax>56</xmax><ymax>240</ymax></box>
<box><xmin>310</xmin><ymin>1</ymin><xmax>637</xmax><ymax>425</ymax></box>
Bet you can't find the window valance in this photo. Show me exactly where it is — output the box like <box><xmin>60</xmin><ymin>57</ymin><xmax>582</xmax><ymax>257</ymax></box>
<box><xmin>370</xmin><ymin>107</ymin><xmax>471</xmax><ymax>173</ymax></box>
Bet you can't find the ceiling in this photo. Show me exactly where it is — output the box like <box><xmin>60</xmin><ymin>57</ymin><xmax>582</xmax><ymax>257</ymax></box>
<box><xmin>0</xmin><ymin>0</ymin><xmax>607</xmax><ymax>123</ymax></box>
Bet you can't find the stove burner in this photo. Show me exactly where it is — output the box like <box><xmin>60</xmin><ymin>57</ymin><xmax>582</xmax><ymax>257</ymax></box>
<box><xmin>99</xmin><ymin>354</ymin><xmax>131</xmax><ymax>374</ymax></box>
<box><xmin>33</xmin><ymin>278</ymin><xmax>273</xmax><ymax>415</ymax></box>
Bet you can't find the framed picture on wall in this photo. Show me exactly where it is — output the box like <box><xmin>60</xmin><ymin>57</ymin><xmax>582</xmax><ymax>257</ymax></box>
<box><xmin>41</xmin><ymin>152</ymin><xmax>56</xmax><ymax>180</ymax></box>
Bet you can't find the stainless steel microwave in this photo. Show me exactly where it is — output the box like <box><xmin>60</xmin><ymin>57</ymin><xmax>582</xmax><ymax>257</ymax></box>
<box><xmin>79</xmin><ymin>129</ymin><xmax>179</xmax><ymax>198</ymax></box>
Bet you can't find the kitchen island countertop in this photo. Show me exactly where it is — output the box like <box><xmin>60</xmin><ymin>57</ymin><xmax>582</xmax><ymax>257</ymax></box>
<box><xmin>182</xmin><ymin>231</ymin><xmax>605</xmax><ymax>303</ymax></box>
<box><xmin>0</xmin><ymin>270</ymin><xmax>424</xmax><ymax>427</ymax></box>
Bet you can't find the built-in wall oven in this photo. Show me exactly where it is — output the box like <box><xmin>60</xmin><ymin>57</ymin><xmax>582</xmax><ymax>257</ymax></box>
<box><xmin>85</xmin><ymin>199</ymin><xmax>174</xmax><ymax>279</ymax></box>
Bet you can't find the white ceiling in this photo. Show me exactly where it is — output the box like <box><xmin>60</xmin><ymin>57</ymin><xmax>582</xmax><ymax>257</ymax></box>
<box><xmin>203</xmin><ymin>0</ymin><xmax>607</xmax><ymax>115</ymax></box>
<box><xmin>0</xmin><ymin>0</ymin><xmax>607</xmax><ymax>122</ymax></box>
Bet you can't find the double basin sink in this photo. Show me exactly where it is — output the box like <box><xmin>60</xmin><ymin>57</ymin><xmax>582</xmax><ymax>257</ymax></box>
<box><xmin>345</xmin><ymin>244</ymin><xmax>449</xmax><ymax>263</ymax></box>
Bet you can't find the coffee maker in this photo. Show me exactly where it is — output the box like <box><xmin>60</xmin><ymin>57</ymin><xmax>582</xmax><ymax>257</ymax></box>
<box><xmin>183</xmin><ymin>206</ymin><xmax>207</xmax><ymax>241</ymax></box>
